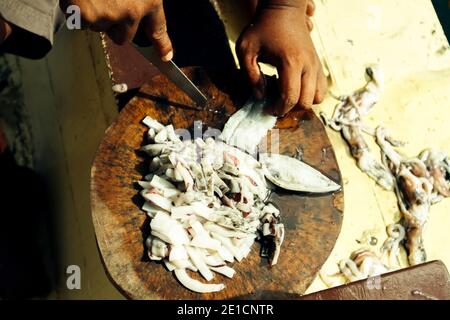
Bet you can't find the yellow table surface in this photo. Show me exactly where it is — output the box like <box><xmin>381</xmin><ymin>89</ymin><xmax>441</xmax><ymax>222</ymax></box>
<box><xmin>215</xmin><ymin>0</ymin><xmax>450</xmax><ymax>293</ymax></box>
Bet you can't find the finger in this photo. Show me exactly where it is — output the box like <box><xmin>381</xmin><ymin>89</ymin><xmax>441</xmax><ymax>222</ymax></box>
<box><xmin>274</xmin><ymin>62</ymin><xmax>302</xmax><ymax>116</ymax></box>
<box><xmin>237</xmin><ymin>45</ymin><xmax>265</xmax><ymax>99</ymax></box>
<box><xmin>314</xmin><ymin>67</ymin><xmax>328</xmax><ymax>104</ymax></box>
<box><xmin>306</xmin><ymin>0</ymin><xmax>316</xmax><ymax>17</ymax></box>
<box><xmin>143</xmin><ymin>6</ymin><xmax>173</xmax><ymax>61</ymax></box>
<box><xmin>107</xmin><ymin>20</ymin><xmax>140</xmax><ymax>45</ymax></box>
<box><xmin>306</xmin><ymin>17</ymin><xmax>314</xmax><ymax>32</ymax></box>
<box><xmin>299</xmin><ymin>68</ymin><xmax>317</xmax><ymax>109</ymax></box>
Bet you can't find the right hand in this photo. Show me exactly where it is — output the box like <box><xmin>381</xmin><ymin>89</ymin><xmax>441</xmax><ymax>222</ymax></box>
<box><xmin>60</xmin><ymin>0</ymin><xmax>174</xmax><ymax>61</ymax></box>
<box><xmin>0</xmin><ymin>16</ymin><xmax>12</xmax><ymax>44</ymax></box>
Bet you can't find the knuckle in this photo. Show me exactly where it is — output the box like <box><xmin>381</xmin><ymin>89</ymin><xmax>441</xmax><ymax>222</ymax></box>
<box><xmin>150</xmin><ymin>25</ymin><xmax>168</xmax><ymax>40</ymax></box>
<box><xmin>280</xmin><ymin>93</ymin><xmax>297</xmax><ymax>108</ymax></box>
<box><xmin>283</xmin><ymin>56</ymin><xmax>300</xmax><ymax>68</ymax></box>
<box><xmin>81</xmin><ymin>11</ymin><xmax>96</xmax><ymax>24</ymax></box>
<box><xmin>237</xmin><ymin>38</ymin><xmax>254</xmax><ymax>58</ymax></box>
<box><xmin>236</xmin><ymin>43</ymin><xmax>246</xmax><ymax>58</ymax></box>
<box><xmin>237</xmin><ymin>35</ymin><xmax>250</xmax><ymax>49</ymax></box>
<box><xmin>308</xmin><ymin>58</ymin><xmax>318</xmax><ymax>70</ymax></box>
<box><xmin>126</xmin><ymin>6</ymin><xmax>142</xmax><ymax>22</ymax></box>
<box><xmin>301</xmin><ymin>98</ymin><xmax>313</xmax><ymax>108</ymax></box>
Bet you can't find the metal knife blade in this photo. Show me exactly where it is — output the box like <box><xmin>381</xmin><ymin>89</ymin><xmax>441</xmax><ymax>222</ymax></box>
<box><xmin>134</xmin><ymin>45</ymin><xmax>208</xmax><ymax>107</ymax></box>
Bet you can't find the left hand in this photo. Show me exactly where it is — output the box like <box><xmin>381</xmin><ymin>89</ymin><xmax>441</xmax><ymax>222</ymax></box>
<box><xmin>237</xmin><ymin>0</ymin><xmax>327</xmax><ymax>116</ymax></box>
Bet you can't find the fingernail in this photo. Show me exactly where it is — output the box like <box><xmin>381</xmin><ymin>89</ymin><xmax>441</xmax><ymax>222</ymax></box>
<box><xmin>162</xmin><ymin>51</ymin><xmax>173</xmax><ymax>62</ymax></box>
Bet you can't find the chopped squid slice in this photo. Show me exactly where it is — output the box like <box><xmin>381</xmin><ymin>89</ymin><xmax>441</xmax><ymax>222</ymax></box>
<box><xmin>150</xmin><ymin>212</ymin><xmax>190</xmax><ymax>245</ymax></box>
<box><xmin>165</xmin><ymin>168</ymin><xmax>183</xmax><ymax>182</ymax></box>
<box><xmin>204</xmin><ymin>254</ymin><xmax>225</xmax><ymax>267</ymax></box>
<box><xmin>137</xmin><ymin>181</ymin><xmax>152</xmax><ymax>189</ymax></box>
<box><xmin>189</xmin><ymin>219</ymin><xmax>209</xmax><ymax>237</ymax></box>
<box><xmin>173</xmin><ymin>191</ymin><xmax>202</xmax><ymax>206</ymax></box>
<box><xmin>154</xmin><ymin>127</ymin><xmax>168</xmax><ymax>143</ymax></box>
<box><xmin>143</xmin><ymin>116</ymin><xmax>165</xmax><ymax>132</ymax></box>
<box><xmin>147</xmin><ymin>128</ymin><xmax>156</xmax><ymax>141</ymax></box>
<box><xmin>151</xmin><ymin>230</ymin><xmax>172</xmax><ymax>244</ymax></box>
<box><xmin>211</xmin><ymin>232</ymin><xmax>243</xmax><ymax>261</ymax></box>
<box><xmin>141</xmin><ymin>143</ymin><xmax>169</xmax><ymax>156</ymax></box>
<box><xmin>191</xmin><ymin>202</ymin><xmax>214</xmax><ymax>220</ymax></box>
<box><xmin>174</xmin><ymin>269</ymin><xmax>224</xmax><ymax>293</ymax></box>
<box><xmin>166</xmin><ymin>259</ymin><xmax>198</xmax><ymax>272</ymax></box>
<box><xmin>161</xmin><ymin>188</ymin><xmax>180</xmax><ymax>198</ymax></box>
<box><xmin>185</xmin><ymin>246</ymin><xmax>214</xmax><ymax>281</ymax></box>
<box><xmin>210</xmin><ymin>266</ymin><xmax>235</xmax><ymax>278</ymax></box>
<box><xmin>238</xmin><ymin>246</ymin><xmax>252</xmax><ymax>260</ymax></box>
<box><xmin>176</xmin><ymin>162</ymin><xmax>194</xmax><ymax>191</ymax></box>
<box><xmin>150</xmin><ymin>175</ymin><xmax>177</xmax><ymax>190</ymax></box>
<box><xmin>271</xmin><ymin>224</ymin><xmax>285</xmax><ymax>266</ymax></box>
<box><xmin>232</xmin><ymin>235</ymin><xmax>256</xmax><ymax>248</ymax></box>
<box><xmin>141</xmin><ymin>189</ymin><xmax>173</xmax><ymax>211</ymax></box>
<box><xmin>216</xmin><ymin>245</ymin><xmax>234</xmax><ymax>263</ymax></box>
<box><xmin>142</xmin><ymin>202</ymin><xmax>168</xmax><ymax>218</ymax></box>
<box><xmin>262</xmin><ymin>203</ymin><xmax>280</xmax><ymax>217</ymax></box>
<box><xmin>191</xmin><ymin>235</ymin><xmax>221</xmax><ymax>250</ymax></box>
<box><xmin>146</xmin><ymin>235</ymin><xmax>169</xmax><ymax>260</ymax></box>
<box><xmin>203</xmin><ymin>222</ymin><xmax>250</xmax><ymax>238</ymax></box>
<box><xmin>262</xmin><ymin>223</ymin><xmax>271</xmax><ymax>236</ymax></box>
<box><xmin>169</xmin><ymin>245</ymin><xmax>189</xmax><ymax>261</ymax></box>
<box><xmin>163</xmin><ymin>259</ymin><xmax>176</xmax><ymax>271</ymax></box>
<box><xmin>166</xmin><ymin>125</ymin><xmax>182</xmax><ymax>144</ymax></box>
<box><xmin>171</xmin><ymin>205</ymin><xmax>195</xmax><ymax>220</ymax></box>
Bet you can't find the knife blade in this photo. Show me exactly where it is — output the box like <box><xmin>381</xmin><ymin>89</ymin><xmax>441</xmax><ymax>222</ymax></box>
<box><xmin>134</xmin><ymin>45</ymin><xmax>208</xmax><ymax>107</ymax></box>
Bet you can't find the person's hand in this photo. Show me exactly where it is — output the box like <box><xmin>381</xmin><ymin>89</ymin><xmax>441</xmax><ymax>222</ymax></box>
<box><xmin>0</xmin><ymin>16</ymin><xmax>12</xmax><ymax>44</ymax></box>
<box><xmin>305</xmin><ymin>0</ymin><xmax>315</xmax><ymax>31</ymax></box>
<box><xmin>60</xmin><ymin>0</ymin><xmax>173</xmax><ymax>61</ymax></box>
<box><xmin>237</xmin><ymin>0</ymin><xmax>327</xmax><ymax>116</ymax></box>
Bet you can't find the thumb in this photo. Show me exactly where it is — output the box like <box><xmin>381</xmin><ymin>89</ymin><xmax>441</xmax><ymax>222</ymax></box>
<box><xmin>237</xmin><ymin>45</ymin><xmax>265</xmax><ymax>99</ymax></box>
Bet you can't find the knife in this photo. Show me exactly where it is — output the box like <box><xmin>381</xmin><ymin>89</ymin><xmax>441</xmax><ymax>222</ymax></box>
<box><xmin>134</xmin><ymin>45</ymin><xmax>208</xmax><ymax>107</ymax></box>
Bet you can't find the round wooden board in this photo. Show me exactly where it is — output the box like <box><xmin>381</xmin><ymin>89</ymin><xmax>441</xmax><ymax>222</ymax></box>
<box><xmin>91</xmin><ymin>67</ymin><xmax>344</xmax><ymax>299</ymax></box>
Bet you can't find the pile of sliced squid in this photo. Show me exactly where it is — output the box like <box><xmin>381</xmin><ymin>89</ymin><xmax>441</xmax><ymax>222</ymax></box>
<box><xmin>138</xmin><ymin>115</ymin><xmax>340</xmax><ymax>293</ymax></box>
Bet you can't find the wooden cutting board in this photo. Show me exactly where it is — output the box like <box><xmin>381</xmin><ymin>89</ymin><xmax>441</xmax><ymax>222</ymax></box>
<box><xmin>90</xmin><ymin>67</ymin><xmax>344</xmax><ymax>299</ymax></box>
